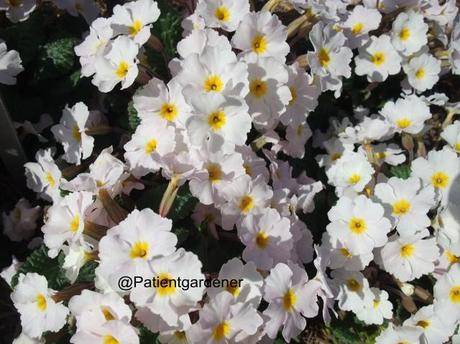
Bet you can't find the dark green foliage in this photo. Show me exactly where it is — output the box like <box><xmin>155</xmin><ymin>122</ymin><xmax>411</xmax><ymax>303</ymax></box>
<box><xmin>35</xmin><ymin>37</ymin><xmax>79</xmax><ymax>81</ymax></box>
<box><xmin>75</xmin><ymin>260</ymin><xmax>98</xmax><ymax>283</ymax></box>
<box><xmin>128</xmin><ymin>101</ymin><xmax>141</xmax><ymax>132</ymax></box>
<box><xmin>390</xmin><ymin>164</ymin><xmax>411</xmax><ymax>180</ymax></box>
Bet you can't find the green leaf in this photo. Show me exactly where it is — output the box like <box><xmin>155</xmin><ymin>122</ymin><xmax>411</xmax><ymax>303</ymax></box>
<box><xmin>128</xmin><ymin>101</ymin><xmax>141</xmax><ymax>132</ymax></box>
<box><xmin>152</xmin><ymin>1</ymin><xmax>181</xmax><ymax>59</ymax></box>
<box><xmin>139</xmin><ymin>326</ymin><xmax>160</xmax><ymax>344</ymax></box>
<box><xmin>390</xmin><ymin>164</ymin><xmax>411</xmax><ymax>180</ymax></box>
<box><xmin>11</xmin><ymin>245</ymin><xmax>70</xmax><ymax>290</ymax></box>
<box><xmin>172</xmin><ymin>227</ymin><xmax>189</xmax><ymax>246</ymax></box>
<box><xmin>36</xmin><ymin>37</ymin><xmax>79</xmax><ymax>80</ymax></box>
<box><xmin>75</xmin><ymin>260</ymin><xmax>98</xmax><ymax>283</ymax></box>
<box><xmin>168</xmin><ymin>184</ymin><xmax>198</xmax><ymax>222</ymax></box>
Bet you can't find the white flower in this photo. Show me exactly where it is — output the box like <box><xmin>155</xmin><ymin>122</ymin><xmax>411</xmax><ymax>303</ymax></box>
<box><xmin>24</xmin><ymin>149</ymin><xmax>62</xmax><ymax>203</ymax></box>
<box><xmin>307</xmin><ymin>22</ymin><xmax>353</xmax><ymax>96</ymax></box>
<box><xmin>11</xmin><ymin>273</ymin><xmax>69</xmax><ymax>339</ymax></box>
<box><xmin>0</xmin><ymin>41</ymin><xmax>23</xmax><ymax>84</ymax></box>
<box><xmin>411</xmin><ymin>146</ymin><xmax>460</xmax><ymax>205</ymax></box>
<box><xmin>374</xmin><ymin>176</ymin><xmax>436</xmax><ymax>236</ymax></box>
<box><xmin>368</xmin><ymin>143</ymin><xmax>406</xmax><ymax>166</ymax></box>
<box><xmin>92</xmin><ymin>36</ymin><xmax>139</xmax><ymax>93</ymax></box>
<box><xmin>327</xmin><ymin>195</ymin><xmax>391</xmax><ymax>255</ymax></box>
<box><xmin>391</xmin><ymin>10</ymin><xmax>428</xmax><ymax>56</ymax></box>
<box><xmin>355</xmin><ymin>34</ymin><xmax>402</xmax><ymax>82</ymax></box>
<box><xmin>331</xmin><ymin>269</ymin><xmax>373</xmax><ymax>314</ymax></box>
<box><xmin>375</xmin><ymin>324</ymin><xmax>423</xmax><ymax>344</ymax></box>
<box><xmin>51</xmin><ymin>102</ymin><xmax>95</xmax><ymax>165</ymax></box>
<box><xmin>3</xmin><ymin>198</ymin><xmax>40</xmax><ymax>242</ymax></box>
<box><xmin>196</xmin><ymin>0</ymin><xmax>249</xmax><ymax>32</ymax></box>
<box><xmin>403</xmin><ymin>53</ymin><xmax>441</xmax><ymax>92</ymax></box>
<box><xmin>238</xmin><ymin>208</ymin><xmax>293</xmax><ymax>270</ymax></box>
<box><xmin>1</xmin><ymin>256</ymin><xmax>20</xmax><ymax>287</ymax></box>
<box><xmin>111</xmin><ymin>0</ymin><xmax>160</xmax><ymax>45</ymax></box>
<box><xmin>181</xmin><ymin>12</ymin><xmax>205</xmax><ymax>35</ymax></box>
<box><xmin>186</xmin><ymin>94</ymin><xmax>251</xmax><ymax>153</ymax></box>
<box><xmin>281</xmin><ymin>121</ymin><xmax>312</xmax><ymax>159</ymax></box>
<box><xmin>263</xmin><ymin>262</ymin><xmax>320</xmax><ymax>342</ymax></box>
<box><xmin>441</xmin><ymin>120</ymin><xmax>460</xmax><ymax>153</ymax></box>
<box><xmin>0</xmin><ymin>0</ymin><xmax>35</xmax><ymax>23</ymax></box>
<box><xmin>42</xmin><ymin>191</ymin><xmax>94</xmax><ymax>258</ymax></box>
<box><xmin>342</xmin><ymin>5</ymin><xmax>382</xmax><ymax>49</ymax></box>
<box><xmin>380</xmin><ymin>94</ymin><xmax>431</xmax><ymax>135</ymax></box>
<box><xmin>71</xmin><ymin>320</ymin><xmax>139</xmax><ymax>344</ymax></box>
<box><xmin>235</xmin><ymin>145</ymin><xmax>269</xmax><ymax>182</ymax></box>
<box><xmin>124</xmin><ymin>119</ymin><xmax>176</xmax><ymax>177</ymax></box>
<box><xmin>355</xmin><ymin>288</ymin><xmax>393</xmax><ymax>325</ymax></box>
<box><xmin>377</xmin><ymin>231</ymin><xmax>440</xmax><ymax>282</ymax></box>
<box><xmin>434</xmin><ymin>264</ymin><xmax>460</xmax><ymax>310</ymax></box>
<box><xmin>175</xmin><ymin>28</ymin><xmax>232</xmax><ymax>61</ymax></box>
<box><xmin>232</xmin><ymin>11</ymin><xmax>289</xmax><ymax>62</ymax></box>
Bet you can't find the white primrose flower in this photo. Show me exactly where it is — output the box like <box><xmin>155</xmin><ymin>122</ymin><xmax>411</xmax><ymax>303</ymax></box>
<box><xmin>24</xmin><ymin>149</ymin><xmax>62</xmax><ymax>203</ymax></box>
<box><xmin>0</xmin><ymin>0</ymin><xmax>35</xmax><ymax>23</ymax></box>
<box><xmin>355</xmin><ymin>288</ymin><xmax>393</xmax><ymax>325</ymax></box>
<box><xmin>235</xmin><ymin>145</ymin><xmax>269</xmax><ymax>182</ymax></box>
<box><xmin>196</xmin><ymin>0</ymin><xmax>249</xmax><ymax>32</ymax></box>
<box><xmin>403</xmin><ymin>53</ymin><xmax>441</xmax><ymax>92</ymax></box>
<box><xmin>93</xmin><ymin>36</ymin><xmax>139</xmax><ymax>93</ymax></box>
<box><xmin>74</xmin><ymin>18</ymin><xmax>113</xmax><ymax>77</ymax></box>
<box><xmin>71</xmin><ymin>320</ymin><xmax>139</xmax><ymax>344</ymax></box>
<box><xmin>0</xmin><ymin>40</ymin><xmax>23</xmax><ymax>84</ymax></box>
<box><xmin>380</xmin><ymin>94</ymin><xmax>431</xmax><ymax>135</ymax></box>
<box><xmin>377</xmin><ymin>230</ymin><xmax>440</xmax><ymax>282</ymax></box>
<box><xmin>61</xmin><ymin>242</ymin><xmax>96</xmax><ymax>283</ymax></box>
<box><xmin>11</xmin><ymin>273</ymin><xmax>69</xmax><ymax>339</ymax></box>
<box><xmin>181</xmin><ymin>12</ymin><xmax>205</xmax><ymax>35</ymax></box>
<box><xmin>219</xmin><ymin>175</ymin><xmax>273</xmax><ymax>230</ymax></box>
<box><xmin>281</xmin><ymin>121</ymin><xmax>312</xmax><ymax>159</ymax></box>
<box><xmin>245</xmin><ymin>55</ymin><xmax>291</xmax><ymax>131</ymax></box>
<box><xmin>124</xmin><ymin>119</ymin><xmax>176</xmax><ymax>177</ymax></box>
<box><xmin>97</xmin><ymin>208</ymin><xmax>177</xmax><ymax>292</ymax></box>
<box><xmin>188</xmin><ymin>291</ymin><xmax>263</xmax><ymax>344</ymax></box>
<box><xmin>411</xmin><ymin>146</ymin><xmax>460</xmax><ymax>205</ymax></box>
<box><xmin>42</xmin><ymin>191</ymin><xmax>94</xmax><ymax>258</ymax></box>
<box><xmin>434</xmin><ymin>264</ymin><xmax>460</xmax><ymax>311</ymax></box>
<box><xmin>175</xmin><ymin>28</ymin><xmax>232</xmax><ymax>62</ymax></box>
<box><xmin>263</xmin><ymin>262</ymin><xmax>320</xmax><ymax>342</ymax></box>
<box><xmin>374</xmin><ymin>176</ymin><xmax>436</xmax><ymax>236</ymax></box>
<box><xmin>186</xmin><ymin>93</ymin><xmax>251</xmax><ymax>153</ymax></box>
<box><xmin>354</xmin><ymin>34</ymin><xmax>402</xmax><ymax>82</ymax></box>
<box><xmin>367</xmin><ymin>143</ymin><xmax>406</xmax><ymax>166</ymax></box>
<box><xmin>111</xmin><ymin>0</ymin><xmax>160</xmax><ymax>45</ymax></box>
<box><xmin>391</xmin><ymin>10</ymin><xmax>428</xmax><ymax>56</ymax></box>
<box><xmin>449</xmin><ymin>17</ymin><xmax>460</xmax><ymax>75</ymax></box>
<box><xmin>231</xmin><ymin>11</ymin><xmax>289</xmax><ymax>62</ymax></box>
<box><xmin>441</xmin><ymin>120</ymin><xmax>460</xmax><ymax>153</ymax></box>
<box><xmin>3</xmin><ymin>198</ymin><xmax>40</xmax><ymax>242</ymax></box>
<box><xmin>316</xmin><ymin>137</ymin><xmax>354</xmax><ymax>168</ymax></box>
<box><xmin>342</xmin><ymin>5</ymin><xmax>382</xmax><ymax>49</ymax></box>
<box><xmin>307</xmin><ymin>22</ymin><xmax>353</xmax><ymax>97</ymax></box>
<box><xmin>131</xmin><ymin>248</ymin><xmax>205</xmax><ymax>329</ymax></box>
<box><xmin>331</xmin><ymin>269</ymin><xmax>373</xmax><ymax>314</ymax></box>
<box><xmin>51</xmin><ymin>102</ymin><xmax>95</xmax><ymax>165</ymax></box>
<box><xmin>327</xmin><ymin>195</ymin><xmax>391</xmax><ymax>255</ymax></box>
<box><xmin>238</xmin><ymin>208</ymin><xmax>293</xmax><ymax>270</ymax></box>
<box><xmin>375</xmin><ymin>324</ymin><xmax>423</xmax><ymax>344</ymax></box>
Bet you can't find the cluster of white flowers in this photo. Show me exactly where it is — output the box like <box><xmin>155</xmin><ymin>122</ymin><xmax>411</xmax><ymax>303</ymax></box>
<box><xmin>3</xmin><ymin>0</ymin><xmax>460</xmax><ymax>342</ymax></box>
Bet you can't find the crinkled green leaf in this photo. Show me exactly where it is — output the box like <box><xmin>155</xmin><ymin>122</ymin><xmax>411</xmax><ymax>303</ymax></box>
<box><xmin>139</xmin><ymin>326</ymin><xmax>160</xmax><ymax>344</ymax></box>
<box><xmin>390</xmin><ymin>164</ymin><xmax>411</xmax><ymax>180</ymax></box>
<box><xmin>128</xmin><ymin>101</ymin><xmax>141</xmax><ymax>132</ymax></box>
<box><xmin>36</xmin><ymin>37</ymin><xmax>79</xmax><ymax>80</ymax></box>
<box><xmin>75</xmin><ymin>260</ymin><xmax>98</xmax><ymax>283</ymax></box>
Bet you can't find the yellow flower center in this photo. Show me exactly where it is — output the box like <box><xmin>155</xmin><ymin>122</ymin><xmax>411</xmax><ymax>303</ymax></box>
<box><xmin>115</xmin><ymin>61</ymin><xmax>129</xmax><ymax>79</ymax></box>
<box><xmin>101</xmin><ymin>307</ymin><xmax>115</xmax><ymax>320</ymax></box>
<box><xmin>72</xmin><ymin>126</ymin><xmax>82</xmax><ymax>142</ymax></box>
<box><xmin>239</xmin><ymin>195</ymin><xmax>254</xmax><ymax>214</ymax></box>
<box><xmin>288</xmin><ymin>87</ymin><xmax>297</xmax><ymax>107</ymax></box>
<box><xmin>212</xmin><ymin>321</ymin><xmax>231</xmax><ymax>340</ymax></box>
<box><xmin>392</xmin><ymin>199</ymin><xmax>411</xmax><ymax>216</ymax></box>
<box><xmin>449</xmin><ymin>286</ymin><xmax>460</xmax><ymax>303</ymax></box>
<box><xmin>348</xmin><ymin>174</ymin><xmax>361</xmax><ymax>185</ymax></box>
<box><xmin>46</xmin><ymin>172</ymin><xmax>56</xmax><ymax>188</ymax></box>
<box><xmin>283</xmin><ymin>288</ymin><xmax>297</xmax><ymax>311</ymax></box>
<box><xmin>372</xmin><ymin>52</ymin><xmax>385</xmax><ymax>66</ymax></box>
<box><xmin>318</xmin><ymin>48</ymin><xmax>330</xmax><ymax>67</ymax></box>
<box><xmin>447</xmin><ymin>250</ymin><xmax>460</xmax><ymax>264</ymax></box>
<box><xmin>156</xmin><ymin>272</ymin><xmax>177</xmax><ymax>297</ymax></box>
<box><xmin>331</xmin><ymin>152</ymin><xmax>342</xmax><ymax>161</ymax></box>
<box><xmin>255</xmin><ymin>231</ymin><xmax>269</xmax><ymax>249</ymax></box>
<box><xmin>373</xmin><ymin>299</ymin><xmax>380</xmax><ymax>309</ymax></box>
<box><xmin>215</xmin><ymin>6</ymin><xmax>231</xmax><ymax>22</ymax></box>
<box><xmin>455</xmin><ymin>143</ymin><xmax>460</xmax><ymax>152</ymax></box>
<box><xmin>252</xmin><ymin>35</ymin><xmax>268</xmax><ymax>54</ymax></box>
<box><xmin>416</xmin><ymin>320</ymin><xmax>430</xmax><ymax>329</ymax></box>
<box><xmin>400</xmin><ymin>244</ymin><xmax>415</xmax><ymax>258</ymax></box>
<box><xmin>204</xmin><ymin>75</ymin><xmax>224</xmax><ymax>93</ymax></box>
<box><xmin>399</xmin><ymin>27</ymin><xmax>411</xmax><ymax>41</ymax></box>
<box><xmin>70</xmin><ymin>215</ymin><xmax>80</xmax><ymax>233</ymax></box>
<box><xmin>346</xmin><ymin>279</ymin><xmax>361</xmax><ymax>292</ymax></box>
<box><xmin>207</xmin><ymin>111</ymin><xmax>226</xmax><ymax>130</ymax></box>
<box><xmin>130</xmin><ymin>241</ymin><xmax>150</xmax><ymax>259</ymax></box>
<box><xmin>174</xmin><ymin>331</ymin><xmax>186</xmax><ymax>340</ymax></box>
<box><xmin>374</xmin><ymin>152</ymin><xmax>386</xmax><ymax>160</ymax></box>
<box><xmin>226</xmin><ymin>285</ymin><xmax>240</xmax><ymax>297</ymax></box>
<box><xmin>207</xmin><ymin>164</ymin><xmax>222</xmax><ymax>183</ymax></box>
<box><xmin>396</xmin><ymin>117</ymin><xmax>412</xmax><ymax>129</ymax></box>
<box><xmin>36</xmin><ymin>293</ymin><xmax>47</xmax><ymax>312</ymax></box>
<box><xmin>145</xmin><ymin>139</ymin><xmax>157</xmax><ymax>155</ymax></box>
<box><xmin>244</xmin><ymin>163</ymin><xmax>252</xmax><ymax>176</ymax></box>
<box><xmin>415</xmin><ymin>68</ymin><xmax>425</xmax><ymax>80</ymax></box>
<box><xmin>249</xmin><ymin>79</ymin><xmax>268</xmax><ymax>98</ymax></box>
<box><xmin>431</xmin><ymin>171</ymin><xmax>449</xmax><ymax>189</ymax></box>
<box><xmin>351</xmin><ymin>22</ymin><xmax>364</xmax><ymax>35</ymax></box>
<box><xmin>348</xmin><ymin>217</ymin><xmax>367</xmax><ymax>234</ymax></box>
<box><xmin>160</xmin><ymin>103</ymin><xmax>178</xmax><ymax>122</ymax></box>
<box><xmin>340</xmin><ymin>248</ymin><xmax>352</xmax><ymax>258</ymax></box>
<box><xmin>128</xmin><ymin>19</ymin><xmax>143</xmax><ymax>36</ymax></box>
<box><xmin>103</xmin><ymin>335</ymin><xmax>119</xmax><ymax>344</ymax></box>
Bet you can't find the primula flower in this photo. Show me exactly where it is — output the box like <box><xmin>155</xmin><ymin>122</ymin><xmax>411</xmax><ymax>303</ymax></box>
<box><xmin>175</xmin><ymin>28</ymin><xmax>232</xmax><ymax>62</ymax></box>
<box><xmin>342</xmin><ymin>5</ymin><xmax>382</xmax><ymax>49</ymax></box>
<box><xmin>391</xmin><ymin>10</ymin><xmax>428</xmax><ymax>56</ymax></box>
<box><xmin>42</xmin><ymin>191</ymin><xmax>94</xmax><ymax>258</ymax></box>
<box><xmin>231</xmin><ymin>11</ymin><xmax>289</xmax><ymax>62</ymax></box>
<box><xmin>434</xmin><ymin>264</ymin><xmax>460</xmax><ymax>309</ymax></box>
<box><xmin>238</xmin><ymin>208</ymin><xmax>293</xmax><ymax>270</ymax></box>
<box><xmin>355</xmin><ymin>288</ymin><xmax>393</xmax><ymax>325</ymax></box>
<box><xmin>403</xmin><ymin>53</ymin><xmax>441</xmax><ymax>92</ymax></box>
<box><xmin>374</xmin><ymin>176</ymin><xmax>436</xmax><ymax>236</ymax></box>
<box><xmin>93</xmin><ymin>36</ymin><xmax>139</xmax><ymax>93</ymax></box>
<box><xmin>71</xmin><ymin>320</ymin><xmax>139</xmax><ymax>344</ymax></box>
<box><xmin>327</xmin><ymin>195</ymin><xmax>391</xmax><ymax>255</ymax></box>
<box><xmin>380</xmin><ymin>94</ymin><xmax>431</xmax><ymax>135</ymax></box>
<box><xmin>235</xmin><ymin>145</ymin><xmax>269</xmax><ymax>182</ymax></box>
<box><xmin>0</xmin><ymin>40</ymin><xmax>23</xmax><ymax>84</ymax></box>
<box><xmin>111</xmin><ymin>0</ymin><xmax>160</xmax><ymax>45</ymax></box>
<box><xmin>375</xmin><ymin>324</ymin><xmax>423</xmax><ymax>344</ymax></box>
<box><xmin>11</xmin><ymin>273</ymin><xmax>69</xmax><ymax>339</ymax></box>
<box><xmin>2</xmin><ymin>198</ymin><xmax>40</xmax><ymax>242</ymax></box>
<box><xmin>263</xmin><ymin>262</ymin><xmax>320</xmax><ymax>342</ymax></box>
<box><xmin>51</xmin><ymin>102</ymin><xmax>95</xmax><ymax>165</ymax></box>
<box><xmin>331</xmin><ymin>269</ymin><xmax>373</xmax><ymax>314</ymax></box>
<box><xmin>196</xmin><ymin>0</ymin><xmax>249</xmax><ymax>32</ymax></box>
<box><xmin>281</xmin><ymin>121</ymin><xmax>312</xmax><ymax>159</ymax></box>
<box><xmin>355</xmin><ymin>34</ymin><xmax>402</xmax><ymax>82</ymax></box>
<box><xmin>0</xmin><ymin>0</ymin><xmax>35</xmax><ymax>23</ymax></box>
<box><xmin>441</xmin><ymin>120</ymin><xmax>460</xmax><ymax>153</ymax></box>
